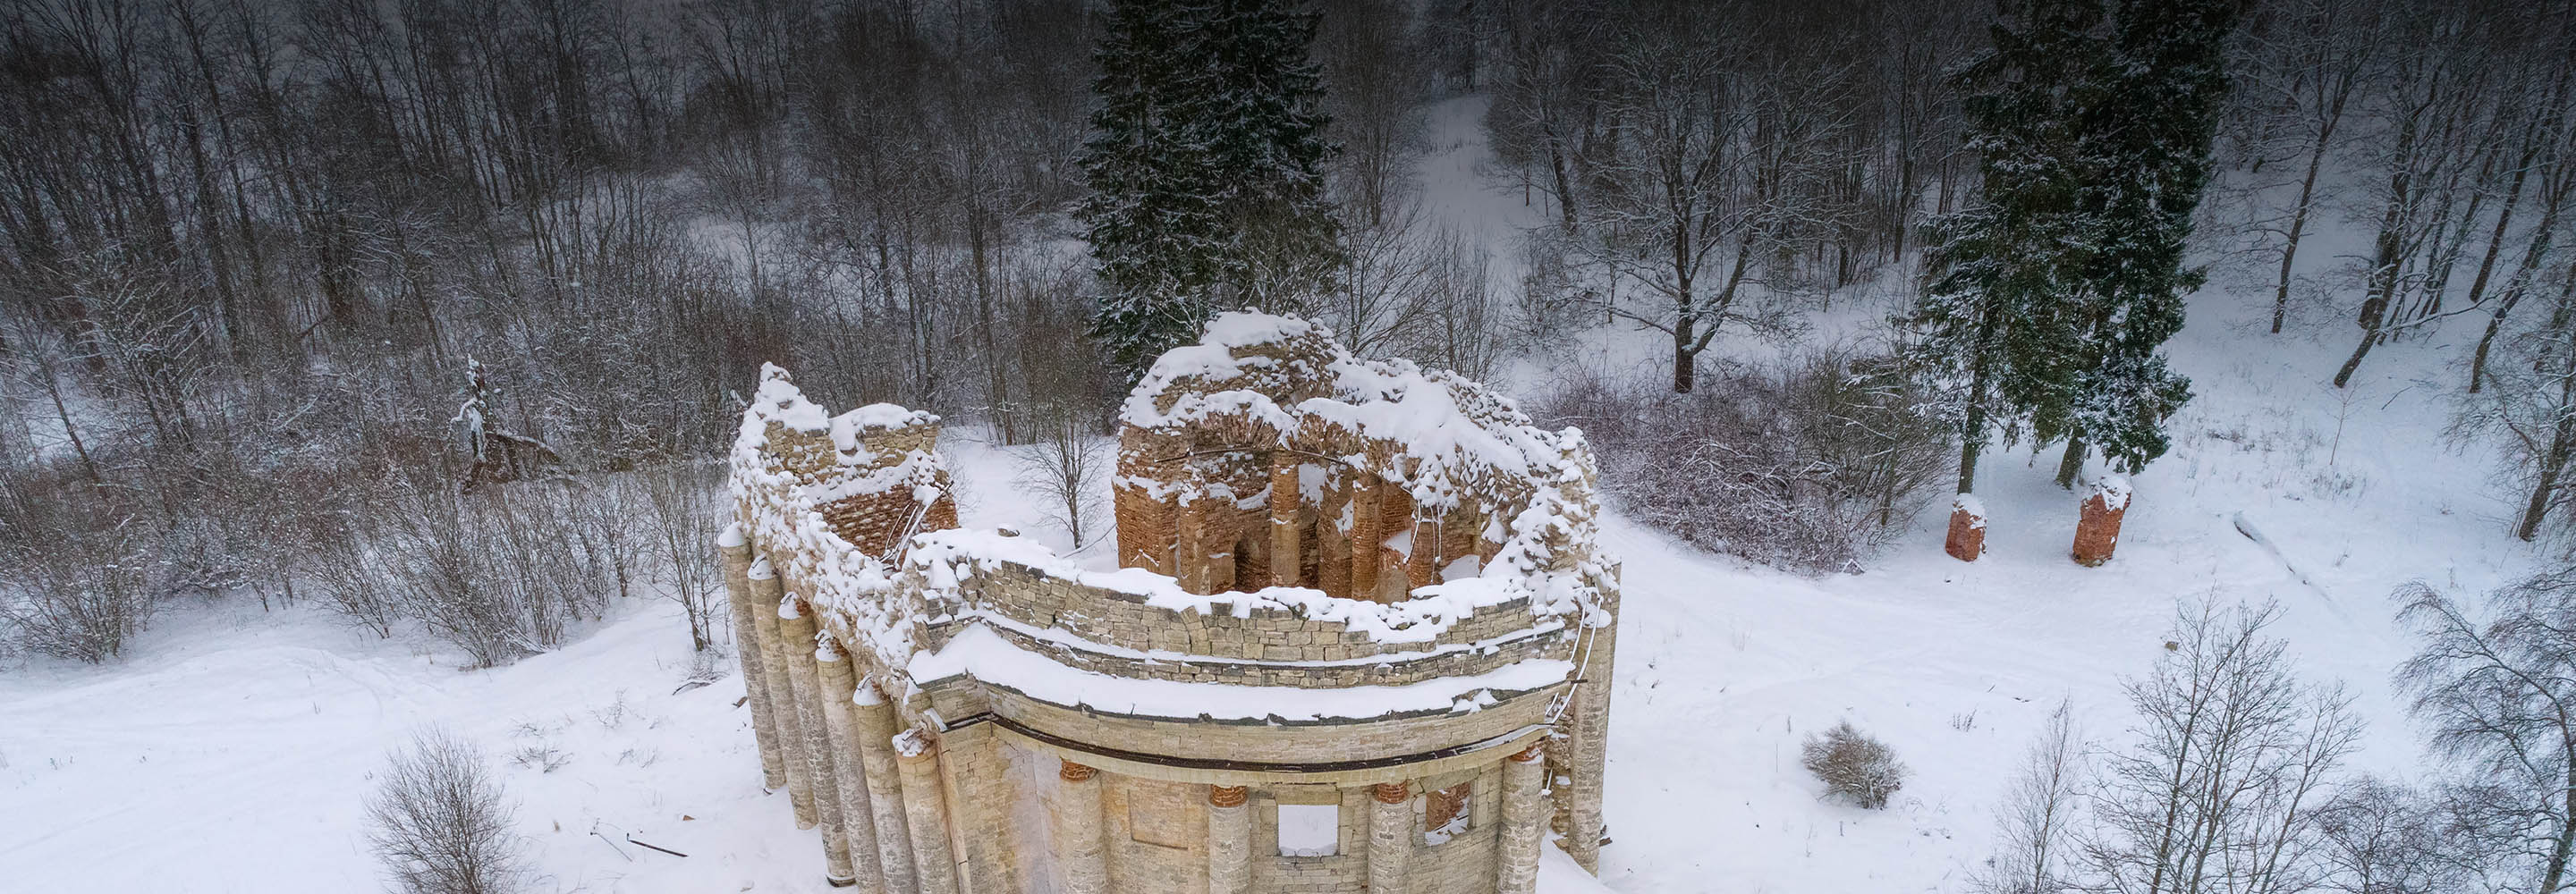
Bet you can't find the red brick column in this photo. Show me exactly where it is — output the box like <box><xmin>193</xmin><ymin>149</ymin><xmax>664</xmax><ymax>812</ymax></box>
<box><xmin>2072</xmin><ymin>477</ymin><xmax>2130</xmax><ymax>567</ymax></box>
<box><xmin>1269</xmin><ymin>453</ymin><xmax>1301</xmax><ymax>587</ymax></box>
<box><xmin>1945</xmin><ymin>494</ymin><xmax>1986</xmax><ymax>562</ymax></box>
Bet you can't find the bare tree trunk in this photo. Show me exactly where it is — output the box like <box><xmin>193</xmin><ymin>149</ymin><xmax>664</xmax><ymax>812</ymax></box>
<box><xmin>2516</xmin><ymin>270</ymin><xmax>2576</xmax><ymax>541</ymax></box>
<box><xmin>2272</xmin><ymin>128</ymin><xmax>2333</xmax><ymax>333</ymax></box>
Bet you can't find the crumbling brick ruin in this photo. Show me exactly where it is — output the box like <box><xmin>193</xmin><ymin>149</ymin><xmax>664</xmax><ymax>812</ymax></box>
<box><xmin>721</xmin><ymin>313</ymin><xmax>1619</xmax><ymax>894</ymax></box>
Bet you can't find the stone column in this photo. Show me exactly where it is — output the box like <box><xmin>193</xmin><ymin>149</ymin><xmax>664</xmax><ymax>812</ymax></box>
<box><xmin>1050</xmin><ymin>761</ymin><xmax>1109</xmax><ymax>894</ymax></box>
<box><xmin>1496</xmin><ymin>745</ymin><xmax>1546</xmax><ymax>894</ymax></box>
<box><xmin>852</xmin><ymin>683</ymin><xmax>921</xmax><ymax>894</ymax></box>
<box><xmin>778</xmin><ymin>595</ymin><xmax>856</xmax><ymax>883</ymax></box>
<box><xmin>1368</xmin><ymin>781</ymin><xmax>1411</xmax><ymax>894</ymax></box>
<box><xmin>1351</xmin><ymin>477</ymin><xmax>1382</xmax><ymax>598</ymax></box>
<box><xmin>1562</xmin><ymin>592</ymin><xmax>1618</xmax><ymax>873</ymax></box>
<box><xmin>1206</xmin><ymin>785</ymin><xmax>1252</xmax><ymax>894</ymax></box>
<box><xmin>894</xmin><ymin>730</ymin><xmax>962</xmax><ymax>894</ymax></box>
<box><xmin>749</xmin><ymin>560</ymin><xmax>816</xmax><ymax>826</ymax></box>
<box><xmin>816</xmin><ymin>642</ymin><xmax>887</xmax><ymax>892</ymax></box>
<box><xmin>1268</xmin><ymin>453</ymin><xmax>1301</xmax><ymax>587</ymax></box>
<box><xmin>720</xmin><ymin>534</ymin><xmax>788</xmax><ymax>790</ymax></box>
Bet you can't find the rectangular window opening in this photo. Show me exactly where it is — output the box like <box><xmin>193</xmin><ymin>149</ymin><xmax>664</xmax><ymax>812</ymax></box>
<box><xmin>1277</xmin><ymin>803</ymin><xmax>1339</xmax><ymax>857</ymax></box>
<box><xmin>1423</xmin><ymin>782</ymin><xmax>1471</xmax><ymax>846</ymax></box>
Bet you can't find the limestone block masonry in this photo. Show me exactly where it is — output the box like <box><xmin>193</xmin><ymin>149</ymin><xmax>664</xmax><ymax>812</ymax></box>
<box><xmin>720</xmin><ymin>314</ymin><xmax>1619</xmax><ymax>893</ymax></box>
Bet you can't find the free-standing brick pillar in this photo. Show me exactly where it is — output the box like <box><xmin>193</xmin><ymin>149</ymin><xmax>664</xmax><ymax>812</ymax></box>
<box><xmin>778</xmin><ymin>597</ymin><xmax>856</xmax><ymax>884</ymax></box>
<box><xmin>1368</xmin><ymin>781</ymin><xmax>1411</xmax><ymax>894</ymax></box>
<box><xmin>1049</xmin><ymin>761</ymin><xmax>1108</xmax><ymax>894</ymax></box>
<box><xmin>894</xmin><ymin>730</ymin><xmax>962</xmax><ymax>894</ymax></box>
<box><xmin>1267</xmin><ymin>454</ymin><xmax>1301</xmax><ymax>587</ymax></box>
<box><xmin>1351</xmin><ymin>477</ymin><xmax>1383</xmax><ymax>598</ymax></box>
<box><xmin>1945</xmin><ymin>494</ymin><xmax>1987</xmax><ymax>562</ymax></box>
<box><xmin>718</xmin><ymin>536</ymin><xmax>788</xmax><ymax>790</ymax></box>
<box><xmin>1496</xmin><ymin>744</ymin><xmax>1546</xmax><ymax>894</ymax></box>
<box><xmin>1206</xmin><ymin>785</ymin><xmax>1252</xmax><ymax>894</ymax></box>
<box><xmin>851</xmin><ymin>684</ymin><xmax>919</xmax><ymax>894</ymax></box>
<box><xmin>748</xmin><ymin>560</ymin><xmax>816</xmax><ymax>827</ymax></box>
<box><xmin>814</xmin><ymin>643</ymin><xmax>886</xmax><ymax>891</ymax></box>
<box><xmin>2072</xmin><ymin>477</ymin><xmax>2130</xmax><ymax>567</ymax></box>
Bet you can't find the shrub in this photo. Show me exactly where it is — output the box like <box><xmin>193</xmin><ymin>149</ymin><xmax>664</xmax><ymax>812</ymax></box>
<box><xmin>366</xmin><ymin>729</ymin><xmax>529</xmax><ymax>894</ymax></box>
<box><xmin>1803</xmin><ymin>721</ymin><xmax>1907</xmax><ymax>809</ymax></box>
<box><xmin>1531</xmin><ymin>348</ymin><xmax>1953</xmax><ymax>573</ymax></box>
<box><xmin>0</xmin><ymin>485</ymin><xmax>161</xmax><ymax>663</ymax></box>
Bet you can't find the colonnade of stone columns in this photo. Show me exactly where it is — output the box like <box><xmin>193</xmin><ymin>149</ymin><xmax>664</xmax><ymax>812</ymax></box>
<box><xmin>724</xmin><ymin>537</ymin><xmax>953</xmax><ymax>890</ymax></box>
<box><xmin>1035</xmin><ymin>755</ymin><xmax>1545</xmax><ymax>894</ymax></box>
<box><xmin>776</xmin><ymin>590</ymin><xmax>856</xmax><ymax>882</ymax></box>
<box><xmin>727</xmin><ymin>536</ymin><xmax>1566</xmax><ymax>893</ymax></box>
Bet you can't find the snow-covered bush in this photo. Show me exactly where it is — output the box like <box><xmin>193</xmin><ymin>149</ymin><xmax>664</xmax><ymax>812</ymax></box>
<box><xmin>0</xmin><ymin>485</ymin><xmax>160</xmax><ymax>663</ymax></box>
<box><xmin>1802</xmin><ymin>721</ymin><xmax>1907</xmax><ymax>809</ymax></box>
<box><xmin>335</xmin><ymin>477</ymin><xmax>627</xmax><ymax>668</ymax></box>
<box><xmin>1532</xmin><ymin>350</ymin><xmax>1953</xmax><ymax>573</ymax></box>
<box><xmin>366</xmin><ymin>729</ymin><xmax>529</xmax><ymax>894</ymax></box>
<box><xmin>640</xmin><ymin>463</ymin><xmax>725</xmax><ymax>652</ymax></box>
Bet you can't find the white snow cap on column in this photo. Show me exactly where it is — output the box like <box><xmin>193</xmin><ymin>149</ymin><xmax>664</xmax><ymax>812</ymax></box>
<box><xmin>2089</xmin><ymin>476</ymin><xmax>2131</xmax><ymax>511</ymax></box>
<box><xmin>1952</xmin><ymin>493</ymin><xmax>1987</xmax><ymax>528</ymax></box>
<box><xmin>718</xmin><ymin>521</ymin><xmax>746</xmax><ymax>548</ymax></box>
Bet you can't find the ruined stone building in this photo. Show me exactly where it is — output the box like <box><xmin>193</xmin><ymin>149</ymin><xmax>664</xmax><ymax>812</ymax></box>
<box><xmin>719</xmin><ymin>313</ymin><xmax>1618</xmax><ymax>894</ymax></box>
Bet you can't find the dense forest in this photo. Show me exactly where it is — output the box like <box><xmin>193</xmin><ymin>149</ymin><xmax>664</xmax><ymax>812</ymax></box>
<box><xmin>2</xmin><ymin>0</ymin><xmax>2573</xmax><ymax>666</ymax></box>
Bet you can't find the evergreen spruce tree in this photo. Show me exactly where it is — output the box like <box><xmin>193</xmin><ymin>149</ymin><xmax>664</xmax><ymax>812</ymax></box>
<box><xmin>1906</xmin><ymin>0</ymin><xmax>2103</xmax><ymax>495</ymax></box>
<box><xmin>2045</xmin><ymin>0</ymin><xmax>2234</xmax><ymax>486</ymax></box>
<box><xmin>1080</xmin><ymin>0</ymin><xmax>1342</xmax><ymax>380</ymax></box>
<box><xmin>1080</xmin><ymin>0</ymin><xmax>1224</xmax><ymax>377</ymax></box>
<box><xmin>1191</xmin><ymin>0</ymin><xmax>1343</xmax><ymax>311</ymax></box>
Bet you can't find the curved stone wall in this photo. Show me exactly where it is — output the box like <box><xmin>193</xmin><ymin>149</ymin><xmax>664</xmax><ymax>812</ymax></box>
<box><xmin>722</xmin><ymin>322</ymin><xmax>1616</xmax><ymax>894</ymax></box>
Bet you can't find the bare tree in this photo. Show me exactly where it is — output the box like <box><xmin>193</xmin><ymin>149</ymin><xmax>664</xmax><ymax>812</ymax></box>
<box><xmin>2081</xmin><ymin>599</ymin><xmax>2362</xmax><ymax>894</ymax></box>
<box><xmin>1975</xmin><ymin>697</ymin><xmax>2085</xmax><ymax>894</ymax></box>
<box><xmin>1010</xmin><ymin>405</ymin><xmax>1109</xmax><ymax>551</ymax></box>
<box><xmin>2452</xmin><ymin>256</ymin><xmax>2576</xmax><ymax>542</ymax></box>
<box><xmin>2310</xmin><ymin>777</ymin><xmax>2458</xmax><ymax>894</ymax></box>
<box><xmin>365</xmin><ymin>728</ymin><xmax>529</xmax><ymax>894</ymax></box>
<box><xmin>2396</xmin><ymin>569</ymin><xmax>2576</xmax><ymax>894</ymax></box>
<box><xmin>2224</xmin><ymin>0</ymin><xmax>2380</xmax><ymax>334</ymax></box>
<box><xmin>641</xmin><ymin>462</ymin><xmax>724</xmax><ymax>652</ymax></box>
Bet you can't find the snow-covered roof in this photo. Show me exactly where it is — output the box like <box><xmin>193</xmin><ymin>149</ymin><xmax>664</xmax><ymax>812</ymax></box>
<box><xmin>1122</xmin><ymin>312</ymin><xmax>1571</xmax><ymax>511</ymax></box>
<box><xmin>730</xmin><ymin>338</ymin><xmax>1614</xmax><ymax>727</ymax></box>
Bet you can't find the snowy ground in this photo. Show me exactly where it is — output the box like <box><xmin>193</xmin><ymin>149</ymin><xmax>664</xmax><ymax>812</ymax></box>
<box><xmin>0</xmin><ymin>96</ymin><xmax>2544</xmax><ymax>893</ymax></box>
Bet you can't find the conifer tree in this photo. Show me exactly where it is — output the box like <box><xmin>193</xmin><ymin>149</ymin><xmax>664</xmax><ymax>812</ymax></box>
<box><xmin>1192</xmin><ymin>0</ymin><xmax>1343</xmax><ymax>311</ymax></box>
<box><xmin>2045</xmin><ymin>0</ymin><xmax>2233</xmax><ymax>486</ymax></box>
<box><xmin>1906</xmin><ymin>0</ymin><xmax>2102</xmax><ymax>495</ymax></box>
<box><xmin>1080</xmin><ymin>0</ymin><xmax>1342</xmax><ymax>379</ymax></box>
<box><xmin>1080</xmin><ymin>0</ymin><xmax>1223</xmax><ymax>376</ymax></box>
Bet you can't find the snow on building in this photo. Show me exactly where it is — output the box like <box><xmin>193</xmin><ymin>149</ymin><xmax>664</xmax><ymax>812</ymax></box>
<box><xmin>721</xmin><ymin>314</ymin><xmax>1619</xmax><ymax>894</ymax></box>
